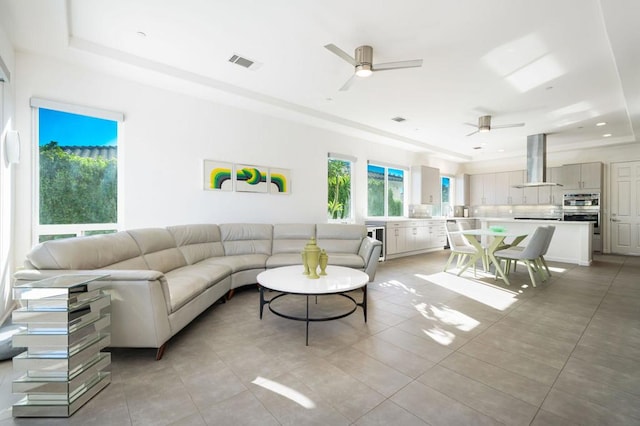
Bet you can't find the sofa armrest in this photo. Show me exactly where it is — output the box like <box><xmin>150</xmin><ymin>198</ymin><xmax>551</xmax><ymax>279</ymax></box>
<box><xmin>358</xmin><ymin>237</ymin><xmax>382</xmax><ymax>281</ymax></box>
<box><xmin>12</xmin><ymin>269</ymin><xmax>171</xmax><ymax>349</ymax></box>
<box><xmin>13</xmin><ymin>269</ymin><xmax>164</xmax><ymax>282</ymax></box>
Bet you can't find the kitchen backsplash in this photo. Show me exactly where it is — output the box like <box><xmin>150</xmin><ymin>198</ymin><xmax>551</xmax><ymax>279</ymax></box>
<box><xmin>471</xmin><ymin>205</ymin><xmax>562</xmax><ymax>219</ymax></box>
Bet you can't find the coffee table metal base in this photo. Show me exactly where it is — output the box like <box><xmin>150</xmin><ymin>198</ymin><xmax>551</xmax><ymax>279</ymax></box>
<box><xmin>259</xmin><ymin>287</ymin><xmax>367</xmax><ymax>346</ymax></box>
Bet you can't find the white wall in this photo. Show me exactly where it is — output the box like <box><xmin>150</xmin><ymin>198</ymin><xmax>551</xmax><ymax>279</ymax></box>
<box><xmin>12</xmin><ymin>52</ymin><xmax>427</xmax><ymax>267</ymax></box>
<box><xmin>0</xmin><ymin>24</ymin><xmax>17</xmax><ymax>320</ymax></box>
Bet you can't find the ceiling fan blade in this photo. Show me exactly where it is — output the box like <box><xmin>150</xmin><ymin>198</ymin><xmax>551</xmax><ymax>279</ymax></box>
<box><xmin>466</xmin><ymin>129</ymin><xmax>479</xmax><ymax>136</ymax></box>
<box><xmin>492</xmin><ymin>122</ymin><xmax>525</xmax><ymax>129</ymax></box>
<box><xmin>463</xmin><ymin>122</ymin><xmax>479</xmax><ymax>128</ymax></box>
<box><xmin>324</xmin><ymin>44</ymin><xmax>356</xmax><ymax>66</ymax></box>
<box><xmin>339</xmin><ymin>74</ymin><xmax>357</xmax><ymax>91</ymax></box>
<box><xmin>373</xmin><ymin>59</ymin><xmax>423</xmax><ymax>71</ymax></box>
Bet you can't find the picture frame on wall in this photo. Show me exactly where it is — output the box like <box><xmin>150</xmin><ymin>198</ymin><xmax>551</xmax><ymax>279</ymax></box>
<box><xmin>203</xmin><ymin>160</ymin><xmax>233</xmax><ymax>191</ymax></box>
<box><xmin>235</xmin><ymin>164</ymin><xmax>268</xmax><ymax>193</ymax></box>
<box><xmin>269</xmin><ymin>168</ymin><xmax>290</xmax><ymax>194</ymax></box>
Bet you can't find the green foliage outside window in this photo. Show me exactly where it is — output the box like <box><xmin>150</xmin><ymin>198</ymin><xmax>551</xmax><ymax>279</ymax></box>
<box><xmin>39</xmin><ymin>142</ymin><xmax>117</xmax><ymax>224</ymax></box>
<box><xmin>368</xmin><ymin>164</ymin><xmax>404</xmax><ymax>217</ymax></box>
<box><xmin>328</xmin><ymin>159</ymin><xmax>352</xmax><ymax>219</ymax></box>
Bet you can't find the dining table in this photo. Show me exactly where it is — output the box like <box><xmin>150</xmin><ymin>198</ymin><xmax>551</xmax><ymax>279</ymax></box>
<box><xmin>449</xmin><ymin>229</ymin><xmax>528</xmax><ymax>286</ymax></box>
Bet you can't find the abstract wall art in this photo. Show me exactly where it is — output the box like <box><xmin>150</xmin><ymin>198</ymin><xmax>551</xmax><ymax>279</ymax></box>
<box><xmin>235</xmin><ymin>164</ymin><xmax>268</xmax><ymax>193</ymax></box>
<box><xmin>269</xmin><ymin>168</ymin><xmax>290</xmax><ymax>194</ymax></box>
<box><xmin>204</xmin><ymin>160</ymin><xmax>233</xmax><ymax>191</ymax></box>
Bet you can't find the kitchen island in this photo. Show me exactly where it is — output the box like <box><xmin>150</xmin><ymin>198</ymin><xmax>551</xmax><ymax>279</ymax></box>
<box><xmin>477</xmin><ymin>218</ymin><xmax>593</xmax><ymax>266</ymax></box>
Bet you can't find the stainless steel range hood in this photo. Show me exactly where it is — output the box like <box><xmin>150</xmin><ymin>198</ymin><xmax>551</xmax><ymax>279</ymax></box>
<box><xmin>513</xmin><ymin>133</ymin><xmax>562</xmax><ymax>188</ymax></box>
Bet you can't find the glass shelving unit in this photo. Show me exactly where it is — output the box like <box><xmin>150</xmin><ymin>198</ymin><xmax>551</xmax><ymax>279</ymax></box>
<box><xmin>11</xmin><ymin>274</ymin><xmax>111</xmax><ymax>417</ymax></box>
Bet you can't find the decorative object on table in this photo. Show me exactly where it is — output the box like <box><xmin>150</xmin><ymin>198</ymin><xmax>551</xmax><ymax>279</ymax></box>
<box><xmin>319</xmin><ymin>250</ymin><xmax>328</xmax><ymax>275</ymax></box>
<box><xmin>303</xmin><ymin>237</ymin><xmax>321</xmax><ymax>279</ymax></box>
<box><xmin>489</xmin><ymin>225</ymin><xmax>506</xmax><ymax>232</ymax></box>
<box><xmin>203</xmin><ymin>160</ymin><xmax>233</xmax><ymax>191</ymax></box>
<box><xmin>301</xmin><ymin>250</ymin><xmax>309</xmax><ymax>275</ymax></box>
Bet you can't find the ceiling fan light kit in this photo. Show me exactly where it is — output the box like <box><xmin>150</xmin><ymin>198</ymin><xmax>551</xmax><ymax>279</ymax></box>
<box><xmin>325</xmin><ymin>43</ymin><xmax>422</xmax><ymax>90</ymax></box>
<box><xmin>465</xmin><ymin>115</ymin><xmax>524</xmax><ymax>136</ymax></box>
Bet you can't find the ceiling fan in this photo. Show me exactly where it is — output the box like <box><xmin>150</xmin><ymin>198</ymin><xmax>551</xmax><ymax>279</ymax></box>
<box><xmin>464</xmin><ymin>115</ymin><xmax>525</xmax><ymax>136</ymax></box>
<box><xmin>324</xmin><ymin>44</ymin><xmax>423</xmax><ymax>91</ymax></box>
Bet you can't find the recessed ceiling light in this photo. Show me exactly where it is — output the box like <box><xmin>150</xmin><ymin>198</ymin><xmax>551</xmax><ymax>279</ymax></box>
<box><xmin>136</xmin><ymin>31</ymin><xmax>147</xmax><ymax>38</ymax></box>
<box><xmin>603</xmin><ymin>133</ymin><xmax>612</xmax><ymax>137</ymax></box>
<box><xmin>480</xmin><ymin>142</ymin><xmax>487</xmax><ymax>146</ymax></box>
<box><xmin>498</xmin><ymin>149</ymin><xmax>505</xmax><ymax>152</ymax></box>
<box><xmin>596</xmin><ymin>122</ymin><xmax>607</xmax><ymax>126</ymax></box>
<box><xmin>391</xmin><ymin>117</ymin><xmax>406</xmax><ymax>123</ymax></box>
<box><xmin>472</xmin><ymin>146</ymin><xmax>482</xmax><ymax>150</ymax></box>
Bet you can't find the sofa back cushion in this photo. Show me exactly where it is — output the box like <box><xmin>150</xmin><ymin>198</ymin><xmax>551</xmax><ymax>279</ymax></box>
<box><xmin>272</xmin><ymin>224</ymin><xmax>316</xmax><ymax>254</ymax></box>
<box><xmin>127</xmin><ymin>228</ymin><xmax>187</xmax><ymax>273</ymax></box>
<box><xmin>220</xmin><ymin>223</ymin><xmax>273</xmax><ymax>256</ymax></box>
<box><xmin>26</xmin><ymin>231</ymin><xmax>145</xmax><ymax>270</ymax></box>
<box><xmin>316</xmin><ymin>224</ymin><xmax>365</xmax><ymax>254</ymax></box>
<box><xmin>167</xmin><ymin>224</ymin><xmax>224</xmax><ymax>264</ymax></box>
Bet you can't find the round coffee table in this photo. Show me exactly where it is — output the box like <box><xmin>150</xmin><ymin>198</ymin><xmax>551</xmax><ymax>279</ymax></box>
<box><xmin>257</xmin><ymin>265</ymin><xmax>369</xmax><ymax>345</ymax></box>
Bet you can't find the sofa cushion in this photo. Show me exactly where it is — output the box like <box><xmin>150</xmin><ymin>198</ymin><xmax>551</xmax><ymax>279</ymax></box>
<box><xmin>326</xmin><ymin>253</ymin><xmax>365</xmax><ymax>268</ymax></box>
<box><xmin>206</xmin><ymin>254</ymin><xmax>268</xmax><ymax>273</ymax></box>
<box><xmin>162</xmin><ymin>266</ymin><xmax>221</xmax><ymax>312</ymax></box>
<box><xmin>271</xmin><ymin>223</ymin><xmax>315</xmax><ymax>254</ymax></box>
<box><xmin>167</xmin><ymin>224</ymin><xmax>224</xmax><ymax>264</ymax></box>
<box><xmin>128</xmin><ymin>228</ymin><xmax>188</xmax><ymax>273</ymax></box>
<box><xmin>26</xmin><ymin>231</ymin><xmax>144</xmax><ymax>270</ymax></box>
<box><xmin>266</xmin><ymin>253</ymin><xmax>303</xmax><ymax>268</ymax></box>
<box><xmin>220</xmin><ymin>223</ymin><xmax>273</xmax><ymax>256</ymax></box>
<box><xmin>316</xmin><ymin>224</ymin><xmax>366</xmax><ymax>254</ymax></box>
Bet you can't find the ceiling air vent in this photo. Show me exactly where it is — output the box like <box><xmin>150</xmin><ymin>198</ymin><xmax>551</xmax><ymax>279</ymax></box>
<box><xmin>228</xmin><ymin>54</ymin><xmax>262</xmax><ymax>70</ymax></box>
<box><xmin>391</xmin><ymin>116</ymin><xmax>406</xmax><ymax>123</ymax></box>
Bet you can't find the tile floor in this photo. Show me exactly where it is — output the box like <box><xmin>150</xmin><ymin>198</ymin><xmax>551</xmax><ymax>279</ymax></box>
<box><xmin>0</xmin><ymin>252</ymin><xmax>638</xmax><ymax>425</ymax></box>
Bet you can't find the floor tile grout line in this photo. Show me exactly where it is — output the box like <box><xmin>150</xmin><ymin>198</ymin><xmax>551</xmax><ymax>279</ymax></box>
<box><xmin>529</xmin><ymin>257</ymin><xmax>625</xmax><ymax>424</ymax></box>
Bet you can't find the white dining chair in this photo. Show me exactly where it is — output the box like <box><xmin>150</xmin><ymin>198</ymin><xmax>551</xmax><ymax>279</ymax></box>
<box><xmin>494</xmin><ymin>226</ymin><xmax>550</xmax><ymax>287</ymax></box>
<box><xmin>444</xmin><ymin>222</ymin><xmax>478</xmax><ymax>275</ymax></box>
<box><xmin>506</xmin><ymin>225</ymin><xmax>555</xmax><ymax>278</ymax></box>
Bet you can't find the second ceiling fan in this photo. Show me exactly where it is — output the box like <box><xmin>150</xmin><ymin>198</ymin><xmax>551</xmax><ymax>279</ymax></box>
<box><xmin>464</xmin><ymin>115</ymin><xmax>525</xmax><ymax>136</ymax></box>
<box><xmin>325</xmin><ymin>44</ymin><xmax>423</xmax><ymax>91</ymax></box>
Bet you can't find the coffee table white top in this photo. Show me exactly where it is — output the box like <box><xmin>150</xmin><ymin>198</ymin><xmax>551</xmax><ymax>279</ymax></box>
<box><xmin>257</xmin><ymin>265</ymin><xmax>369</xmax><ymax>295</ymax></box>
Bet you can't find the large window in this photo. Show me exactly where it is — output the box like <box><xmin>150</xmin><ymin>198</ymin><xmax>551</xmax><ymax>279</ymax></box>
<box><xmin>367</xmin><ymin>162</ymin><xmax>406</xmax><ymax>217</ymax></box>
<box><xmin>32</xmin><ymin>99</ymin><xmax>123</xmax><ymax>243</ymax></box>
<box><xmin>327</xmin><ymin>154</ymin><xmax>354</xmax><ymax>221</ymax></box>
<box><xmin>440</xmin><ymin>175</ymin><xmax>456</xmax><ymax>216</ymax></box>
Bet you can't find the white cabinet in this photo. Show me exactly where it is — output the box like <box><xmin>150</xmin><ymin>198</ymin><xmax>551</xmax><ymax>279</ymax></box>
<box><xmin>560</xmin><ymin>162</ymin><xmax>602</xmax><ymax>190</ymax></box>
<box><xmin>411</xmin><ymin>166</ymin><xmax>441</xmax><ymax>204</ymax></box>
<box><xmin>384</xmin><ymin>219</ymin><xmax>446</xmax><ymax>258</ymax></box>
<box><xmin>538</xmin><ymin>167</ymin><xmax>563</xmax><ymax>205</ymax></box>
<box><xmin>522</xmin><ymin>185</ymin><xmax>538</xmax><ymax>205</ymax></box>
<box><xmin>427</xmin><ymin>220</ymin><xmax>447</xmax><ymax>248</ymax></box>
<box><xmin>385</xmin><ymin>222</ymin><xmax>407</xmax><ymax>256</ymax></box>
<box><xmin>470</xmin><ymin>173</ymin><xmax>496</xmax><ymax>205</ymax></box>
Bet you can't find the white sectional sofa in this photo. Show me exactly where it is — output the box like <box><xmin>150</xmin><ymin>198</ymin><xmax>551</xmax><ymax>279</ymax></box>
<box><xmin>13</xmin><ymin>223</ymin><xmax>382</xmax><ymax>359</ymax></box>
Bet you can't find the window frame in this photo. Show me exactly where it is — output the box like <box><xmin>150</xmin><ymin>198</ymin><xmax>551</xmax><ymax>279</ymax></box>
<box><xmin>367</xmin><ymin>161</ymin><xmax>408</xmax><ymax>218</ymax></box>
<box><xmin>327</xmin><ymin>153</ymin><xmax>355</xmax><ymax>223</ymax></box>
<box><xmin>31</xmin><ymin>98</ymin><xmax>124</xmax><ymax>244</ymax></box>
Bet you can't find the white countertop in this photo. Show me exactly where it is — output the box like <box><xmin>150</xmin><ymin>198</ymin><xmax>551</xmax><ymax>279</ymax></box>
<box><xmin>479</xmin><ymin>218</ymin><xmax>590</xmax><ymax>225</ymax></box>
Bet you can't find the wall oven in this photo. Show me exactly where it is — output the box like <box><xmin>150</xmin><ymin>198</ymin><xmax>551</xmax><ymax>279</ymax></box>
<box><xmin>563</xmin><ymin>193</ymin><xmax>600</xmax><ymax>235</ymax></box>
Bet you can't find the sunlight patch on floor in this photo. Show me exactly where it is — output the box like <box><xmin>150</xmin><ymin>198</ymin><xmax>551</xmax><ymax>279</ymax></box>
<box><xmin>416</xmin><ymin>272</ymin><xmax>520</xmax><ymax>311</ymax></box>
<box><xmin>422</xmin><ymin>325</ymin><xmax>455</xmax><ymax>345</ymax></box>
<box><xmin>414</xmin><ymin>303</ymin><xmax>481</xmax><ymax>332</ymax></box>
<box><xmin>413</xmin><ymin>302</ymin><xmax>481</xmax><ymax>346</ymax></box>
<box><xmin>376</xmin><ymin>279</ymin><xmax>421</xmax><ymax>295</ymax></box>
<box><xmin>252</xmin><ymin>376</ymin><xmax>316</xmax><ymax>409</ymax></box>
